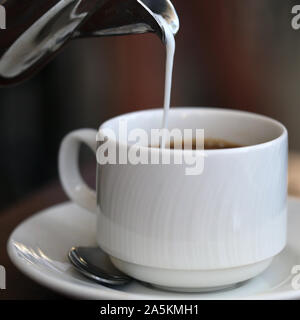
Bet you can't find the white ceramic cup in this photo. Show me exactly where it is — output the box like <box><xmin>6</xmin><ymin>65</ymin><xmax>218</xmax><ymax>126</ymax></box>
<box><xmin>59</xmin><ymin>107</ymin><xmax>288</xmax><ymax>291</ymax></box>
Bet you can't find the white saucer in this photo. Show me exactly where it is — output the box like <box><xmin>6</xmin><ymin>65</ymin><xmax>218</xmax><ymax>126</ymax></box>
<box><xmin>7</xmin><ymin>197</ymin><xmax>300</xmax><ymax>300</ymax></box>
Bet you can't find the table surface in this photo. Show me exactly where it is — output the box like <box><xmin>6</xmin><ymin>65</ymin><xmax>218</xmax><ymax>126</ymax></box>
<box><xmin>1</xmin><ymin>154</ymin><xmax>300</xmax><ymax>300</ymax></box>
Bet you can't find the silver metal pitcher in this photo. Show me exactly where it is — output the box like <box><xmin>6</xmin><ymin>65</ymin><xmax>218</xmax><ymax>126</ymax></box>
<box><xmin>0</xmin><ymin>0</ymin><xmax>179</xmax><ymax>86</ymax></box>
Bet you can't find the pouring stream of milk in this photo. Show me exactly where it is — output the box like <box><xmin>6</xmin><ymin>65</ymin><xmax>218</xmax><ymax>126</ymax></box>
<box><xmin>159</xmin><ymin>16</ymin><xmax>176</xmax><ymax>149</ymax></box>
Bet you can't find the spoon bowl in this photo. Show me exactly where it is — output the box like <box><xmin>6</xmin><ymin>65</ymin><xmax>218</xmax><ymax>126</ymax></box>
<box><xmin>68</xmin><ymin>246</ymin><xmax>132</xmax><ymax>286</ymax></box>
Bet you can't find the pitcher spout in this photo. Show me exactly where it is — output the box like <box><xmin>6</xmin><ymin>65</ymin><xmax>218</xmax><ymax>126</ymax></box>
<box><xmin>77</xmin><ymin>0</ymin><xmax>179</xmax><ymax>43</ymax></box>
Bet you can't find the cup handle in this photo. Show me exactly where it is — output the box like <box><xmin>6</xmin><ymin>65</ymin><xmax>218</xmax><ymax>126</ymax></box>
<box><xmin>58</xmin><ymin>129</ymin><xmax>98</xmax><ymax>214</ymax></box>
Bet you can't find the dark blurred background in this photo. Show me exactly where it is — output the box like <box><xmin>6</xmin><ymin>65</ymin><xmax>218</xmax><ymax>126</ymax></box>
<box><xmin>0</xmin><ymin>0</ymin><xmax>300</xmax><ymax>210</ymax></box>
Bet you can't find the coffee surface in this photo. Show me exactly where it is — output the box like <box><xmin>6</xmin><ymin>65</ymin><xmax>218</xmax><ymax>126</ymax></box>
<box><xmin>150</xmin><ymin>138</ymin><xmax>243</xmax><ymax>150</ymax></box>
<box><xmin>202</xmin><ymin>138</ymin><xmax>243</xmax><ymax>150</ymax></box>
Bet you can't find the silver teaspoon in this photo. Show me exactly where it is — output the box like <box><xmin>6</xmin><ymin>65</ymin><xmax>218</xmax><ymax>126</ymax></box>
<box><xmin>68</xmin><ymin>246</ymin><xmax>132</xmax><ymax>286</ymax></box>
